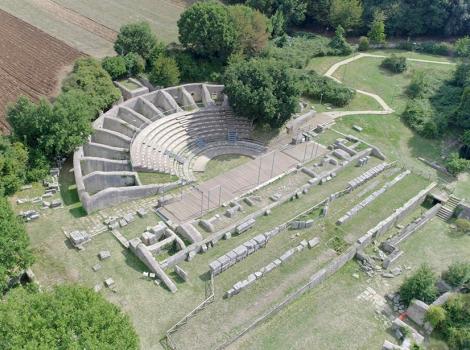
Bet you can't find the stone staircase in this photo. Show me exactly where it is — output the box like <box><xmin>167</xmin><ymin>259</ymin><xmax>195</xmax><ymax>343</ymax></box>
<box><xmin>436</xmin><ymin>195</ymin><xmax>461</xmax><ymax>221</ymax></box>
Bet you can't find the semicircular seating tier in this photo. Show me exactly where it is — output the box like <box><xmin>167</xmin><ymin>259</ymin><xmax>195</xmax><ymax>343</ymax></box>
<box><xmin>74</xmin><ymin>83</ymin><xmax>266</xmax><ymax>213</ymax></box>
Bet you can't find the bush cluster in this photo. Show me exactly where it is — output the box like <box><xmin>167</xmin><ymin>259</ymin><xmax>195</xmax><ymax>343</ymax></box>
<box><xmin>380</xmin><ymin>54</ymin><xmax>407</xmax><ymax>73</ymax></box>
<box><xmin>297</xmin><ymin>71</ymin><xmax>355</xmax><ymax>107</ymax></box>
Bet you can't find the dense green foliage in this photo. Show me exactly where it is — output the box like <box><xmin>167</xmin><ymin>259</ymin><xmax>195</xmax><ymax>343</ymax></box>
<box><xmin>245</xmin><ymin>0</ymin><xmax>307</xmax><ymax>26</ymax></box>
<box><xmin>0</xmin><ymin>197</ymin><xmax>33</xmax><ymax>293</ymax></box>
<box><xmin>114</xmin><ymin>22</ymin><xmax>157</xmax><ymax>61</ymax></box>
<box><xmin>443</xmin><ymin>261</ymin><xmax>470</xmax><ymax>288</ymax></box>
<box><xmin>178</xmin><ymin>1</ymin><xmax>238</xmax><ymax>61</ymax></box>
<box><xmin>358</xmin><ymin>36</ymin><xmax>369</xmax><ymax>51</ymax></box>
<box><xmin>367</xmin><ymin>10</ymin><xmax>385</xmax><ymax>44</ymax></box>
<box><xmin>328</xmin><ymin>26</ymin><xmax>353</xmax><ymax>56</ymax></box>
<box><xmin>328</xmin><ymin>0</ymin><xmax>363</xmax><ymax>32</ymax></box>
<box><xmin>0</xmin><ymin>139</ymin><xmax>28</xmax><ymax>195</ymax></box>
<box><xmin>446</xmin><ymin>152</ymin><xmax>470</xmax><ymax>175</ymax></box>
<box><xmin>267</xmin><ymin>34</ymin><xmax>334</xmax><ymax>69</ymax></box>
<box><xmin>402</xmin><ymin>98</ymin><xmax>440</xmax><ymax>138</ymax></box>
<box><xmin>406</xmin><ymin>71</ymin><xmax>434</xmax><ymax>99</ymax></box>
<box><xmin>431</xmin><ymin>294</ymin><xmax>470</xmax><ymax>349</ymax></box>
<box><xmin>62</xmin><ymin>58</ymin><xmax>121</xmax><ymax>114</ymax></box>
<box><xmin>0</xmin><ymin>285</ymin><xmax>139</xmax><ymax>349</ymax></box>
<box><xmin>149</xmin><ymin>55</ymin><xmax>180</xmax><ymax>88</ymax></box>
<box><xmin>224</xmin><ymin>58</ymin><xmax>299</xmax><ymax>128</ymax></box>
<box><xmin>399</xmin><ymin>264</ymin><xmax>437</xmax><ymax>306</ymax></box>
<box><xmin>455</xmin><ymin>36</ymin><xmax>470</xmax><ymax>58</ymax></box>
<box><xmin>229</xmin><ymin>5</ymin><xmax>270</xmax><ymax>56</ymax></box>
<box><xmin>380</xmin><ymin>55</ymin><xmax>407</xmax><ymax>73</ymax></box>
<box><xmin>172</xmin><ymin>50</ymin><xmax>224</xmax><ymax>82</ymax></box>
<box><xmin>425</xmin><ymin>305</ymin><xmax>447</xmax><ymax>327</ymax></box>
<box><xmin>102</xmin><ymin>56</ymin><xmax>127</xmax><ymax>80</ymax></box>
<box><xmin>297</xmin><ymin>70</ymin><xmax>355</xmax><ymax>107</ymax></box>
<box><xmin>124</xmin><ymin>53</ymin><xmax>145</xmax><ymax>76</ymax></box>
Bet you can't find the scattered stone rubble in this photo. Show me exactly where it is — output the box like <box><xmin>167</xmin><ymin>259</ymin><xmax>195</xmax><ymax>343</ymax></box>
<box><xmin>69</xmin><ymin>230</ymin><xmax>91</xmax><ymax>248</ymax></box>
<box><xmin>19</xmin><ymin>210</ymin><xmax>40</xmax><ymax>221</ymax></box>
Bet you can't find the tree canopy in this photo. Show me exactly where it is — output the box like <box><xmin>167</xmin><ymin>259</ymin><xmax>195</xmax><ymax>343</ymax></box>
<box><xmin>0</xmin><ymin>138</ymin><xmax>28</xmax><ymax>196</ymax></box>
<box><xmin>223</xmin><ymin>58</ymin><xmax>299</xmax><ymax>128</ymax></box>
<box><xmin>149</xmin><ymin>55</ymin><xmax>180</xmax><ymax>88</ymax></box>
<box><xmin>0</xmin><ymin>285</ymin><xmax>139</xmax><ymax>349</ymax></box>
<box><xmin>178</xmin><ymin>1</ymin><xmax>238</xmax><ymax>61</ymax></box>
<box><xmin>328</xmin><ymin>0</ymin><xmax>363</xmax><ymax>32</ymax></box>
<box><xmin>114</xmin><ymin>21</ymin><xmax>157</xmax><ymax>61</ymax></box>
<box><xmin>399</xmin><ymin>264</ymin><xmax>437</xmax><ymax>306</ymax></box>
<box><xmin>0</xmin><ymin>197</ymin><xmax>33</xmax><ymax>293</ymax></box>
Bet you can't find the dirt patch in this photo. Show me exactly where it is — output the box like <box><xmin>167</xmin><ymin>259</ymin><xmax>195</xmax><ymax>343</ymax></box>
<box><xmin>0</xmin><ymin>9</ymin><xmax>82</xmax><ymax>134</ymax></box>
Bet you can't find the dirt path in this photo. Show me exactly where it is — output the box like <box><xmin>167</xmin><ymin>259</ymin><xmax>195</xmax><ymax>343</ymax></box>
<box><xmin>322</xmin><ymin>53</ymin><xmax>455</xmax><ymax>119</ymax></box>
<box><xmin>31</xmin><ymin>0</ymin><xmax>117</xmax><ymax>42</ymax></box>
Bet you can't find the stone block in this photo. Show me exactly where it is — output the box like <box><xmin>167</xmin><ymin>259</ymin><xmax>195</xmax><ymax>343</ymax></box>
<box><xmin>104</xmin><ymin>278</ymin><xmax>115</xmax><ymax>288</ymax></box>
<box><xmin>236</xmin><ymin>218</ymin><xmax>255</xmax><ymax>234</ymax></box>
<box><xmin>209</xmin><ymin>260</ymin><xmax>222</xmax><ymax>274</ymax></box>
<box><xmin>141</xmin><ymin>231</ymin><xmax>158</xmax><ymax>246</ymax></box>
<box><xmin>98</xmin><ymin>250</ymin><xmax>111</xmax><ymax>260</ymax></box>
<box><xmin>136</xmin><ymin>208</ymin><xmax>148</xmax><ymax>217</ymax></box>
<box><xmin>279</xmin><ymin>250</ymin><xmax>295</xmax><ymax>263</ymax></box>
<box><xmin>308</xmin><ymin>237</ymin><xmax>320</xmax><ymax>248</ymax></box>
<box><xmin>174</xmin><ymin>265</ymin><xmax>188</xmax><ymax>282</ymax></box>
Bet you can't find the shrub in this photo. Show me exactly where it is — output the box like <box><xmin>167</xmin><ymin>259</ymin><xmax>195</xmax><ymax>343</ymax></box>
<box><xmin>455</xmin><ymin>36</ymin><xmax>470</xmax><ymax>57</ymax></box>
<box><xmin>418</xmin><ymin>41</ymin><xmax>454</xmax><ymax>56</ymax></box>
<box><xmin>397</xmin><ymin>40</ymin><xmax>414</xmax><ymax>51</ymax></box>
<box><xmin>455</xmin><ymin>218</ymin><xmax>470</xmax><ymax>234</ymax></box>
<box><xmin>446</xmin><ymin>152</ymin><xmax>470</xmax><ymax>175</ymax></box>
<box><xmin>171</xmin><ymin>50</ymin><xmax>224</xmax><ymax>82</ymax></box>
<box><xmin>358</xmin><ymin>36</ymin><xmax>369</xmax><ymax>51</ymax></box>
<box><xmin>443</xmin><ymin>261</ymin><xmax>470</xmax><ymax>287</ymax></box>
<box><xmin>452</xmin><ymin>63</ymin><xmax>470</xmax><ymax>88</ymax></box>
<box><xmin>399</xmin><ymin>264</ymin><xmax>437</xmax><ymax>306</ymax></box>
<box><xmin>441</xmin><ymin>295</ymin><xmax>470</xmax><ymax>349</ymax></box>
<box><xmin>425</xmin><ymin>305</ymin><xmax>447</xmax><ymax>327</ymax></box>
<box><xmin>0</xmin><ymin>139</ymin><xmax>28</xmax><ymax>196</ymax></box>
<box><xmin>328</xmin><ymin>25</ymin><xmax>353</xmax><ymax>56</ymax></box>
<box><xmin>402</xmin><ymin>99</ymin><xmax>440</xmax><ymax>138</ymax></box>
<box><xmin>407</xmin><ymin>71</ymin><xmax>433</xmax><ymax>99</ymax></box>
<box><xmin>297</xmin><ymin>70</ymin><xmax>355</xmax><ymax>107</ymax></box>
<box><xmin>381</xmin><ymin>54</ymin><xmax>407</xmax><ymax>73</ymax></box>
<box><xmin>124</xmin><ymin>53</ymin><xmax>145</xmax><ymax>76</ymax></box>
<box><xmin>0</xmin><ymin>196</ymin><xmax>34</xmax><ymax>292</ymax></box>
<box><xmin>149</xmin><ymin>55</ymin><xmax>180</xmax><ymax>87</ymax></box>
<box><xmin>101</xmin><ymin>56</ymin><xmax>127</xmax><ymax>80</ymax></box>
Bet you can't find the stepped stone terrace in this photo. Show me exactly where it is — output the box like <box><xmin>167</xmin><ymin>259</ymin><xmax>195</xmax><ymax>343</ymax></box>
<box><xmin>74</xmin><ymin>83</ymin><xmax>266</xmax><ymax>213</ymax></box>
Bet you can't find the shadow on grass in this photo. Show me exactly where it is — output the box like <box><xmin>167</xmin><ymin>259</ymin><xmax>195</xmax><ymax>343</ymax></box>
<box><xmin>69</xmin><ymin>205</ymin><xmax>87</xmax><ymax>218</ymax></box>
<box><xmin>199</xmin><ymin>270</ymin><xmax>212</xmax><ymax>282</ymax></box>
<box><xmin>59</xmin><ymin>157</ymin><xmax>80</xmax><ymax>206</ymax></box>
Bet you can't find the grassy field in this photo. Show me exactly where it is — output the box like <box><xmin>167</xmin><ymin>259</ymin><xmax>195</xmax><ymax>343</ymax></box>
<box><xmin>231</xmin><ymin>217</ymin><xmax>470</xmax><ymax>350</ymax></box>
<box><xmin>138</xmin><ymin>172</ymin><xmax>178</xmax><ymax>185</ymax></box>
<box><xmin>0</xmin><ymin>0</ymin><xmax>185</xmax><ymax>57</ymax></box>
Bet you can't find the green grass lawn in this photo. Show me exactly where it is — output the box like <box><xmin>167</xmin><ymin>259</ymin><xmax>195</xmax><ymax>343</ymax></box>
<box><xmin>306</xmin><ymin>91</ymin><xmax>382</xmax><ymax>113</ymax></box>
<box><xmin>137</xmin><ymin>171</ymin><xmax>178</xmax><ymax>185</ymax></box>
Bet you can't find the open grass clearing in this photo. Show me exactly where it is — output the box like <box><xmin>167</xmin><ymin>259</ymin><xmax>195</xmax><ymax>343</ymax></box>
<box><xmin>231</xmin><ymin>213</ymin><xmax>470</xmax><ymax>350</ymax></box>
<box><xmin>138</xmin><ymin>171</ymin><xmax>178</xmax><ymax>185</ymax></box>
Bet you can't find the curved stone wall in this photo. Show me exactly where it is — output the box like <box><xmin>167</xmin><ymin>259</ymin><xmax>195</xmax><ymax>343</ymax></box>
<box><xmin>74</xmin><ymin>83</ymin><xmax>263</xmax><ymax>213</ymax></box>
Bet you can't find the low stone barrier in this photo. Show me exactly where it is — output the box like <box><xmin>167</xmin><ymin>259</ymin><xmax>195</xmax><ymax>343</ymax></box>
<box><xmin>337</xmin><ymin>170</ymin><xmax>410</xmax><ymax>225</ymax></box>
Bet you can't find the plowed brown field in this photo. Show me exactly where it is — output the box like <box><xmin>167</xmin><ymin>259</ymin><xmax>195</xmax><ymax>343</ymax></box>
<box><xmin>0</xmin><ymin>9</ymin><xmax>82</xmax><ymax>134</ymax></box>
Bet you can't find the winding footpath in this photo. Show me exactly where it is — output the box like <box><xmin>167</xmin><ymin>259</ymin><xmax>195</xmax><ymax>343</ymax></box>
<box><xmin>322</xmin><ymin>53</ymin><xmax>455</xmax><ymax>119</ymax></box>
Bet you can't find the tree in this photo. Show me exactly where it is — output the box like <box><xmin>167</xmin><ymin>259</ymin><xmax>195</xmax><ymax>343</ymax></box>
<box><xmin>453</xmin><ymin>63</ymin><xmax>470</xmax><ymax>88</ymax></box>
<box><xmin>270</xmin><ymin>10</ymin><xmax>286</xmax><ymax>37</ymax></box>
<box><xmin>101</xmin><ymin>56</ymin><xmax>127</xmax><ymax>80</ymax></box>
<box><xmin>425</xmin><ymin>305</ymin><xmax>447</xmax><ymax>327</ymax></box>
<box><xmin>328</xmin><ymin>25</ymin><xmax>353</xmax><ymax>55</ymax></box>
<box><xmin>223</xmin><ymin>58</ymin><xmax>299</xmax><ymax>128</ymax></box>
<box><xmin>62</xmin><ymin>58</ymin><xmax>121</xmax><ymax>114</ymax></box>
<box><xmin>0</xmin><ymin>139</ymin><xmax>28</xmax><ymax>196</ymax></box>
<box><xmin>446</xmin><ymin>152</ymin><xmax>470</xmax><ymax>175</ymax></box>
<box><xmin>0</xmin><ymin>285</ymin><xmax>139</xmax><ymax>349</ymax></box>
<box><xmin>307</xmin><ymin>0</ymin><xmax>331</xmax><ymax>27</ymax></box>
<box><xmin>399</xmin><ymin>264</ymin><xmax>437</xmax><ymax>306</ymax></box>
<box><xmin>114</xmin><ymin>21</ymin><xmax>157</xmax><ymax>61</ymax></box>
<box><xmin>0</xmin><ymin>196</ymin><xmax>34</xmax><ymax>292</ymax></box>
<box><xmin>368</xmin><ymin>10</ymin><xmax>386</xmax><ymax>44</ymax></box>
<box><xmin>178</xmin><ymin>1</ymin><xmax>238</xmax><ymax>61</ymax></box>
<box><xmin>358</xmin><ymin>36</ymin><xmax>369</xmax><ymax>51</ymax></box>
<box><xmin>395</xmin><ymin>0</ymin><xmax>450</xmax><ymax>36</ymax></box>
<box><xmin>328</xmin><ymin>0</ymin><xmax>363</xmax><ymax>32</ymax></box>
<box><xmin>124</xmin><ymin>53</ymin><xmax>145</xmax><ymax>76</ymax></box>
<box><xmin>455</xmin><ymin>36</ymin><xmax>470</xmax><ymax>58</ymax></box>
<box><xmin>454</xmin><ymin>87</ymin><xmax>470</xmax><ymax>129</ymax></box>
<box><xmin>443</xmin><ymin>261</ymin><xmax>470</xmax><ymax>287</ymax></box>
<box><xmin>246</xmin><ymin>0</ymin><xmax>308</xmax><ymax>26</ymax></box>
<box><xmin>402</xmin><ymin>99</ymin><xmax>439</xmax><ymax>138</ymax></box>
<box><xmin>149</xmin><ymin>55</ymin><xmax>180</xmax><ymax>87</ymax></box>
<box><xmin>229</xmin><ymin>5</ymin><xmax>270</xmax><ymax>56</ymax></box>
